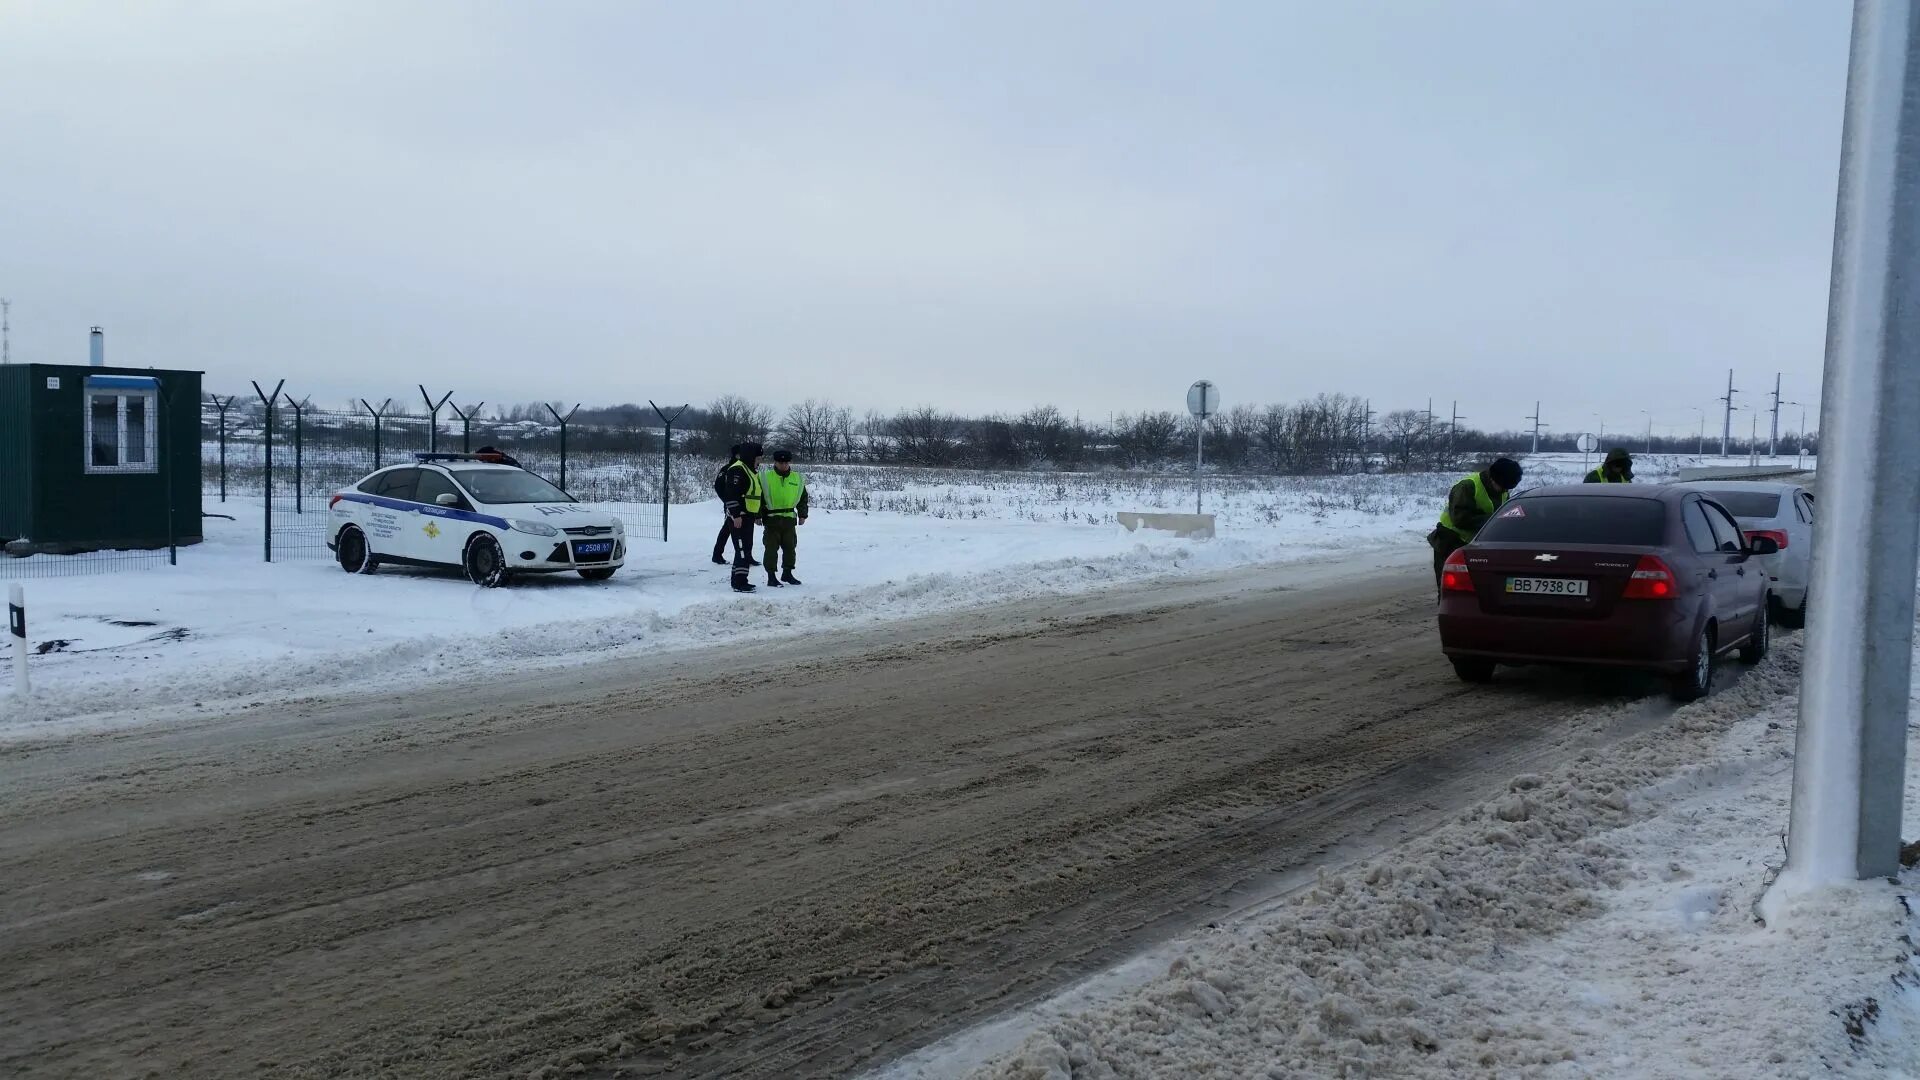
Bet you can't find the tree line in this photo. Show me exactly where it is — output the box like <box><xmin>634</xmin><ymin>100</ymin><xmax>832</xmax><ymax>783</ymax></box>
<box><xmin>206</xmin><ymin>393</ymin><xmax>1821</xmax><ymax>475</ymax></box>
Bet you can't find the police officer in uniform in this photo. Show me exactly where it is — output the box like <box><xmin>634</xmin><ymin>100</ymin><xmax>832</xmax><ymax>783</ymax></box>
<box><xmin>714</xmin><ymin>442</ymin><xmax>765</xmax><ymax>592</ymax></box>
<box><xmin>1428</xmin><ymin>457</ymin><xmax>1523</xmax><ymax>587</ymax></box>
<box><xmin>1584</xmin><ymin>448</ymin><xmax>1634</xmax><ymax>483</ymax></box>
<box><xmin>759</xmin><ymin>449</ymin><xmax>809</xmax><ymax>587</ymax></box>
<box><xmin>712</xmin><ymin>445</ymin><xmax>762</xmax><ymax>567</ymax></box>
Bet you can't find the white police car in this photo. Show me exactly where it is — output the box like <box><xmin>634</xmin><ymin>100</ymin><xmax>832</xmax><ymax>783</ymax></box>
<box><xmin>328</xmin><ymin>453</ymin><xmax>625</xmax><ymax>586</ymax></box>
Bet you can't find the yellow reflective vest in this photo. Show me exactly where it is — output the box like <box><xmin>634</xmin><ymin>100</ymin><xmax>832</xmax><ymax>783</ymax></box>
<box><xmin>729</xmin><ymin>460</ymin><xmax>763</xmax><ymax>514</ymax></box>
<box><xmin>760</xmin><ymin>468</ymin><xmax>806</xmax><ymax>519</ymax></box>
<box><xmin>1438</xmin><ymin>472</ymin><xmax>1504</xmax><ymax>544</ymax></box>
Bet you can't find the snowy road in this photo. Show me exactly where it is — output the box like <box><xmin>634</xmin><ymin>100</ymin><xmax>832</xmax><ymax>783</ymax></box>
<box><xmin>1</xmin><ymin>550</ymin><xmax>1708</xmax><ymax>1079</ymax></box>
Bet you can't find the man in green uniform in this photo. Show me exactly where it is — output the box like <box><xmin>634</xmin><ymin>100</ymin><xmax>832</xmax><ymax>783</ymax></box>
<box><xmin>759</xmin><ymin>449</ymin><xmax>809</xmax><ymax>587</ymax></box>
<box><xmin>1584</xmin><ymin>448</ymin><xmax>1634</xmax><ymax>483</ymax></box>
<box><xmin>1428</xmin><ymin>457</ymin><xmax>1523</xmax><ymax>587</ymax></box>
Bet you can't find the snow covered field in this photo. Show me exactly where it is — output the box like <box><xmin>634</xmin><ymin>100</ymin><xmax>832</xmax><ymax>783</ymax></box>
<box><xmin>0</xmin><ymin>453</ymin><xmax>1813</xmax><ymax>738</ymax></box>
<box><xmin>0</xmin><ymin>476</ymin><xmax>1430</xmax><ymax>738</ymax></box>
<box><xmin>877</xmin><ymin>632</ymin><xmax>1916</xmax><ymax>1080</ymax></box>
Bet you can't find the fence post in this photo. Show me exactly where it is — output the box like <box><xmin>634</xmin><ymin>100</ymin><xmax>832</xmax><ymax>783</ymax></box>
<box><xmin>419</xmin><ymin>386</ymin><xmax>454</xmax><ymax>454</ymax></box>
<box><xmin>210</xmin><ymin>394</ymin><xmax>233</xmax><ymax>503</ymax></box>
<box><xmin>546</xmin><ymin>403</ymin><xmax>580</xmax><ymax>492</ymax></box>
<box><xmin>450</xmin><ymin>400</ymin><xmax>485</xmax><ymax>453</ymax></box>
<box><xmin>289</xmin><ymin>397</ymin><xmax>307</xmax><ymax>515</ymax></box>
<box><xmin>8</xmin><ymin>583</ymin><xmax>25</xmax><ymax>697</ymax></box>
<box><xmin>253</xmin><ymin>380</ymin><xmax>284</xmax><ymax>563</ymax></box>
<box><xmin>651</xmin><ymin>400</ymin><xmax>688</xmax><ymax>543</ymax></box>
<box><xmin>361</xmin><ymin>398</ymin><xmax>390</xmax><ymax>468</ymax></box>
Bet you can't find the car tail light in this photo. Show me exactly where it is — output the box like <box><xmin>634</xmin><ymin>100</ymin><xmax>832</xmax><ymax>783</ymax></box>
<box><xmin>1745</xmin><ymin>529</ymin><xmax>1789</xmax><ymax>551</ymax></box>
<box><xmin>1442</xmin><ymin>549</ymin><xmax>1474</xmax><ymax>593</ymax></box>
<box><xmin>1622</xmin><ymin>554</ymin><xmax>1675</xmax><ymax>600</ymax></box>
<box><xmin>329</xmin><ymin>494</ymin><xmax>342</xmax><ymax>509</ymax></box>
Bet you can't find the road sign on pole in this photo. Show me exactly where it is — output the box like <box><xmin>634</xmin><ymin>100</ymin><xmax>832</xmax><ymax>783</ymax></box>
<box><xmin>1187</xmin><ymin>380</ymin><xmax>1219</xmax><ymax>514</ymax></box>
<box><xmin>1773</xmin><ymin>0</ymin><xmax>1920</xmax><ymax>901</ymax></box>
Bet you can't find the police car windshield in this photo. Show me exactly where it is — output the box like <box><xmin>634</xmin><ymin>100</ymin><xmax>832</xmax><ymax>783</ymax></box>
<box><xmin>451</xmin><ymin>469</ymin><xmax>574</xmax><ymax>505</ymax></box>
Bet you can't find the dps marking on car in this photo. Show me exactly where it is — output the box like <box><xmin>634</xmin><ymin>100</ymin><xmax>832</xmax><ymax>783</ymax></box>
<box><xmin>327</xmin><ymin>453</ymin><xmax>626</xmax><ymax>587</ymax></box>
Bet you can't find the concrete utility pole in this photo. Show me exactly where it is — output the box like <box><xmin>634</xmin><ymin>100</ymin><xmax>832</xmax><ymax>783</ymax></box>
<box><xmin>1448</xmin><ymin>400</ymin><xmax>1463</xmax><ymax>459</ymax></box>
<box><xmin>1774</xmin><ymin>0</ymin><xmax>1920</xmax><ymax>897</ymax></box>
<box><xmin>1720</xmin><ymin>369</ymin><xmax>1738</xmax><ymax>457</ymax></box>
<box><xmin>1642</xmin><ymin>410</ymin><xmax>1655</xmax><ymax>455</ymax></box>
<box><xmin>1527</xmin><ymin>401</ymin><xmax>1543</xmax><ymax>454</ymax></box>
<box><xmin>1770</xmin><ymin>372</ymin><xmax>1784</xmax><ymax>457</ymax></box>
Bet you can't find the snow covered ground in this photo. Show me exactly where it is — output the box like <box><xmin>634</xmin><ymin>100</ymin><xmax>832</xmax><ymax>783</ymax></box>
<box><xmin>877</xmin><ymin>632</ymin><xmax>1917</xmax><ymax>1080</ymax></box>
<box><xmin>0</xmin><ymin>477</ymin><xmax>1430</xmax><ymax>739</ymax></box>
<box><xmin>0</xmin><ymin>453</ymin><xmax>1813</xmax><ymax>738</ymax></box>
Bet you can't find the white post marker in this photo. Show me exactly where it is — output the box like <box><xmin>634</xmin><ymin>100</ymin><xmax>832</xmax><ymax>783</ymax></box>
<box><xmin>1186</xmin><ymin>380</ymin><xmax>1220</xmax><ymax>514</ymax></box>
<box><xmin>1576</xmin><ymin>432</ymin><xmax>1599</xmax><ymax>473</ymax></box>
<box><xmin>8</xmin><ymin>583</ymin><xmax>25</xmax><ymax>697</ymax></box>
<box><xmin>1772</xmin><ymin>0</ymin><xmax>1920</xmax><ymax>901</ymax></box>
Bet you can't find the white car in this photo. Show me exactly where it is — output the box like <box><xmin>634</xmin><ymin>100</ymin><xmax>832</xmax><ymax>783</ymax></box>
<box><xmin>328</xmin><ymin>454</ymin><xmax>625</xmax><ymax>586</ymax></box>
<box><xmin>1676</xmin><ymin>480</ymin><xmax>1813</xmax><ymax>627</ymax></box>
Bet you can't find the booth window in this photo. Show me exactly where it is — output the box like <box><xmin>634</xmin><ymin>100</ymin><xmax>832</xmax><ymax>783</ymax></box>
<box><xmin>85</xmin><ymin>386</ymin><xmax>159</xmax><ymax>474</ymax></box>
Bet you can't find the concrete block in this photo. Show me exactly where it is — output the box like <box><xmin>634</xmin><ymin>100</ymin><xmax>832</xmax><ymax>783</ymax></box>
<box><xmin>1116</xmin><ymin>511</ymin><xmax>1215</xmax><ymax>539</ymax></box>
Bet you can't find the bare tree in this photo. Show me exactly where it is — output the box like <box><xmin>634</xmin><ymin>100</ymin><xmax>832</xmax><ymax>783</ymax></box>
<box><xmin>698</xmin><ymin>394</ymin><xmax>774</xmax><ymax>457</ymax></box>
<box><xmin>889</xmin><ymin>405</ymin><xmax>963</xmax><ymax>466</ymax></box>
<box><xmin>779</xmin><ymin>399</ymin><xmax>836</xmax><ymax>461</ymax></box>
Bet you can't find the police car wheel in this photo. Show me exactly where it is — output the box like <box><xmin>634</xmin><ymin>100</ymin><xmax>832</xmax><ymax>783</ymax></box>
<box><xmin>336</xmin><ymin>526</ymin><xmax>378</xmax><ymax>575</ymax></box>
<box><xmin>464</xmin><ymin>533</ymin><xmax>510</xmax><ymax>588</ymax></box>
<box><xmin>578</xmin><ymin>567</ymin><xmax>616</xmax><ymax>581</ymax></box>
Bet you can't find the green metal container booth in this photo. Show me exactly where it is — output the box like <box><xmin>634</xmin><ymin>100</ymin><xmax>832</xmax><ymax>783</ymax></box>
<box><xmin>0</xmin><ymin>363</ymin><xmax>204</xmax><ymax>556</ymax></box>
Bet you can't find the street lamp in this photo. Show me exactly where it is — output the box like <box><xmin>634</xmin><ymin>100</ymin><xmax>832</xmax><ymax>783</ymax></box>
<box><xmin>1640</xmin><ymin>410</ymin><xmax>1655</xmax><ymax>455</ymax></box>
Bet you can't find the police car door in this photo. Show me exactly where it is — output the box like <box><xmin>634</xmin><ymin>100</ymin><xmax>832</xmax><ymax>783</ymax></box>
<box><xmin>410</xmin><ymin>469</ymin><xmax>469</xmax><ymax>567</ymax></box>
<box><xmin>362</xmin><ymin>468</ymin><xmax>422</xmax><ymax>558</ymax></box>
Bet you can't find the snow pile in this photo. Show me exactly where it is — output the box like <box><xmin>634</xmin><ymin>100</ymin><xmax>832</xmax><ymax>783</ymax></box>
<box><xmin>962</xmin><ymin>636</ymin><xmax>1917</xmax><ymax>1080</ymax></box>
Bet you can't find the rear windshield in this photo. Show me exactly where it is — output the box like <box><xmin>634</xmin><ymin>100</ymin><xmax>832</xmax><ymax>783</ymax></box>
<box><xmin>1475</xmin><ymin>496</ymin><xmax>1667</xmax><ymax>546</ymax></box>
<box><xmin>1698</xmin><ymin>491</ymin><xmax>1782</xmax><ymax>518</ymax></box>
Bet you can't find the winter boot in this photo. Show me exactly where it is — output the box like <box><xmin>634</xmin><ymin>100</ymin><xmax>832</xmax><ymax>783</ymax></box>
<box><xmin>730</xmin><ymin>565</ymin><xmax>755</xmax><ymax>592</ymax></box>
<box><xmin>712</xmin><ymin>553</ymin><xmax>727</xmax><ymax>565</ymax></box>
<box><xmin>782</xmin><ymin>571</ymin><xmax>801</xmax><ymax>586</ymax></box>
<box><xmin>765</xmin><ymin>569</ymin><xmax>783</xmax><ymax>587</ymax></box>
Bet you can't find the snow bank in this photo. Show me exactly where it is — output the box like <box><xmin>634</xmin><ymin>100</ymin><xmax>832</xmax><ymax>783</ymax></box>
<box><xmin>940</xmin><ymin>635</ymin><xmax>1915</xmax><ymax>1080</ymax></box>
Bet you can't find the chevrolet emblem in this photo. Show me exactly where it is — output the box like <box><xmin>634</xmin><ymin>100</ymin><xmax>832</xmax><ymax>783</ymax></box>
<box><xmin>1533</xmin><ymin>553</ymin><xmax>1558</xmax><ymax>562</ymax></box>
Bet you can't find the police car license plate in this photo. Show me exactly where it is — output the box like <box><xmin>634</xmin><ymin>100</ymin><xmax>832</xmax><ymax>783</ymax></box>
<box><xmin>573</xmin><ymin>541</ymin><xmax>614</xmax><ymax>560</ymax></box>
<box><xmin>1505</xmin><ymin>577</ymin><xmax>1588</xmax><ymax>597</ymax></box>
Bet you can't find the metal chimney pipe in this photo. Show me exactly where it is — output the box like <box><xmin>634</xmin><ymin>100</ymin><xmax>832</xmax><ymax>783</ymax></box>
<box><xmin>89</xmin><ymin>327</ymin><xmax>104</xmax><ymax>367</ymax></box>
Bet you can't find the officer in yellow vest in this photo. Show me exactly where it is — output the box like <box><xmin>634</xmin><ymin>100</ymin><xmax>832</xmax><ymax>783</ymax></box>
<box><xmin>713</xmin><ymin>442</ymin><xmax>765</xmax><ymax>593</ymax></box>
<box><xmin>1584</xmin><ymin>448</ymin><xmax>1633</xmax><ymax>483</ymax></box>
<box><xmin>759</xmin><ymin>449</ymin><xmax>809</xmax><ymax>587</ymax></box>
<box><xmin>1428</xmin><ymin>457</ymin><xmax>1523</xmax><ymax>587</ymax></box>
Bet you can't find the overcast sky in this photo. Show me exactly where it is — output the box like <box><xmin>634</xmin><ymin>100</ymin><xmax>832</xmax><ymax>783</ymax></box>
<box><xmin>1</xmin><ymin>1</ymin><xmax>1849</xmax><ymax>437</ymax></box>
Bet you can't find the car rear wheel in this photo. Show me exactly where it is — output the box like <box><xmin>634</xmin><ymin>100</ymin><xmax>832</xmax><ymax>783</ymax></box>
<box><xmin>1739</xmin><ymin>603</ymin><xmax>1771</xmax><ymax>664</ymax></box>
<box><xmin>464</xmin><ymin>533</ymin><xmax>510</xmax><ymax>588</ymax></box>
<box><xmin>336</xmin><ymin>526</ymin><xmax>377</xmax><ymax>575</ymax></box>
<box><xmin>578</xmin><ymin>567</ymin><xmax>616</xmax><ymax>581</ymax></box>
<box><xmin>1671</xmin><ymin>626</ymin><xmax>1714</xmax><ymax>701</ymax></box>
<box><xmin>1450</xmin><ymin>657</ymin><xmax>1496</xmax><ymax>684</ymax></box>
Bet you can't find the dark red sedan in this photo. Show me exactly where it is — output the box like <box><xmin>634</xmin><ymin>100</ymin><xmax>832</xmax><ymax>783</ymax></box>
<box><xmin>1437</xmin><ymin>485</ymin><xmax>1778</xmax><ymax>700</ymax></box>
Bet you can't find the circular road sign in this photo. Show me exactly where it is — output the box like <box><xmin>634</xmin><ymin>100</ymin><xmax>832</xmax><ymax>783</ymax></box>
<box><xmin>1576</xmin><ymin>433</ymin><xmax>1600</xmax><ymax>453</ymax></box>
<box><xmin>1187</xmin><ymin>380</ymin><xmax>1220</xmax><ymax>419</ymax></box>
